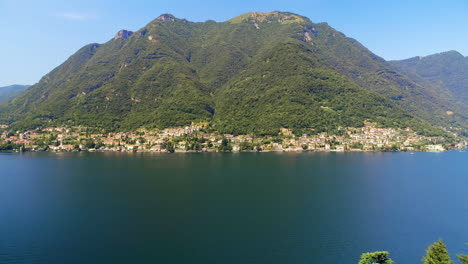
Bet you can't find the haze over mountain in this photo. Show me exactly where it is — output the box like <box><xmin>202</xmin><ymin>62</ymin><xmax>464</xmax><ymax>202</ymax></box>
<box><xmin>390</xmin><ymin>51</ymin><xmax>468</xmax><ymax>113</ymax></box>
<box><xmin>0</xmin><ymin>85</ymin><xmax>30</xmax><ymax>104</ymax></box>
<box><xmin>0</xmin><ymin>12</ymin><xmax>465</xmax><ymax>135</ymax></box>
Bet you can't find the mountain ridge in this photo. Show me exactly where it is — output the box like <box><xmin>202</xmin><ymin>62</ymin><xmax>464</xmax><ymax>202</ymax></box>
<box><xmin>389</xmin><ymin>50</ymin><xmax>468</xmax><ymax>126</ymax></box>
<box><xmin>0</xmin><ymin>85</ymin><xmax>31</xmax><ymax>104</ymax></box>
<box><xmin>0</xmin><ymin>12</ymin><xmax>465</xmax><ymax>136</ymax></box>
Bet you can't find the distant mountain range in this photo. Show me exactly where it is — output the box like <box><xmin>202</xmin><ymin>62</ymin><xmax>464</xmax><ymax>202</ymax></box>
<box><xmin>390</xmin><ymin>51</ymin><xmax>468</xmax><ymax>115</ymax></box>
<box><xmin>0</xmin><ymin>12</ymin><xmax>466</xmax><ymax>136</ymax></box>
<box><xmin>0</xmin><ymin>85</ymin><xmax>30</xmax><ymax>104</ymax></box>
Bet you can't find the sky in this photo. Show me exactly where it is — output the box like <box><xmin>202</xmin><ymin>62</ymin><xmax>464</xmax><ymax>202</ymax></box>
<box><xmin>1</xmin><ymin>0</ymin><xmax>467</xmax><ymax>86</ymax></box>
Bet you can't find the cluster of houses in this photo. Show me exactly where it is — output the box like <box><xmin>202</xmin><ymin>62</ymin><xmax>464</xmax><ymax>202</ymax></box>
<box><xmin>1</xmin><ymin>123</ymin><xmax>466</xmax><ymax>153</ymax></box>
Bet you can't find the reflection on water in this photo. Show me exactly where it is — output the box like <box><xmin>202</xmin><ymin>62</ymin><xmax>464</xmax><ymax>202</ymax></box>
<box><xmin>0</xmin><ymin>151</ymin><xmax>467</xmax><ymax>264</ymax></box>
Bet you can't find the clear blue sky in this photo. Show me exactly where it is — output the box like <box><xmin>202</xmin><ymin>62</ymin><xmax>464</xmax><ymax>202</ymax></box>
<box><xmin>1</xmin><ymin>0</ymin><xmax>467</xmax><ymax>86</ymax></box>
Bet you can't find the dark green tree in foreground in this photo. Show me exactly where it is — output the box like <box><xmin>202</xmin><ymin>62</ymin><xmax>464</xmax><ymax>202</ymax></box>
<box><xmin>359</xmin><ymin>251</ymin><xmax>393</xmax><ymax>264</ymax></box>
<box><xmin>422</xmin><ymin>239</ymin><xmax>452</xmax><ymax>264</ymax></box>
<box><xmin>457</xmin><ymin>243</ymin><xmax>468</xmax><ymax>264</ymax></box>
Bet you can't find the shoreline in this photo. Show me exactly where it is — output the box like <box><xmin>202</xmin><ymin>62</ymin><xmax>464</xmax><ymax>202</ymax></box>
<box><xmin>3</xmin><ymin>148</ymin><xmax>460</xmax><ymax>154</ymax></box>
<box><xmin>2</xmin><ymin>125</ymin><xmax>466</xmax><ymax>154</ymax></box>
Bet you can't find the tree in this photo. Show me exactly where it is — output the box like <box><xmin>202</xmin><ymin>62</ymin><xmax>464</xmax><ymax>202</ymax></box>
<box><xmin>422</xmin><ymin>239</ymin><xmax>452</xmax><ymax>264</ymax></box>
<box><xmin>218</xmin><ymin>137</ymin><xmax>232</xmax><ymax>152</ymax></box>
<box><xmin>359</xmin><ymin>251</ymin><xmax>393</xmax><ymax>264</ymax></box>
<box><xmin>84</xmin><ymin>140</ymin><xmax>95</xmax><ymax>149</ymax></box>
<box><xmin>350</xmin><ymin>142</ymin><xmax>364</xmax><ymax>149</ymax></box>
<box><xmin>239</xmin><ymin>141</ymin><xmax>253</xmax><ymax>151</ymax></box>
<box><xmin>161</xmin><ymin>139</ymin><xmax>175</xmax><ymax>153</ymax></box>
<box><xmin>0</xmin><ymin>143</ymin><xmax>14</xmax><ymax>151</ymax></box>
<box><xmin>457</xmin><ymin>243</ymin><xmax>468</xmax><ymax>264</ymax></box>
<box><xmin>95</xmin><ymin>142</ymin><xmax>104</xmax><ymax>149</ymax></box>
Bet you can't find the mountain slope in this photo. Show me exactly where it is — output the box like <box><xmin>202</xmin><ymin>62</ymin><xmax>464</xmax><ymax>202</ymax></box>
<box><xmin>0</xmin><ymin>12</ymin><xmax>460</xmax><ymax>135</ymax></box>
<box><xmin>213</xmin><ymin>42</ymin><xmax>425</xmax><ymax>135</ymax></box>
<box><xmin>390</xmin><ymin>51</ymin><xmax>468</xmax><ymax>108</ymax></box>
<box><xmin>0</xmin><ymin>85</ymin><xmax>30</xmax><ymax>104</ymax></box>
<box><xmin>300</xmin><ymin>23</ymin><xmax>466</xmax><ymax>130</ymax></box>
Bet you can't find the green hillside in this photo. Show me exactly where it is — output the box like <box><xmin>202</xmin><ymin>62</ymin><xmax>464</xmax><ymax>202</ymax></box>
<box><xmin>390</xmin><ymin>51</ymin><xmax>468</xmax><ymax>115</ymax></box>
<box><xmin>0</xmin><ymin>12</ymin><xmax>462</xmax><ymax>136</ymax></box>
<box><xmin>0</xmin><ymin>85</ymin><xmax>30</xmax><ymax>104</ymax></box>
<box><xmin>213</xmin><ymin>42</ymin><xmax>425</xmax><ymax>135</ymax></box>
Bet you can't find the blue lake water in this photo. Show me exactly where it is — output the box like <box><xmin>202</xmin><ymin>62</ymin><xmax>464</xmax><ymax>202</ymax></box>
<box><xmin>0</xmin><ymin>151</ymin><xmax>467</xmax><ymax>264</ymax></box>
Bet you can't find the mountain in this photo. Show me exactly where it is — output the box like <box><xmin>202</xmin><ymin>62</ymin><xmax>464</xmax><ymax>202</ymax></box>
<box><xmin>0</xmin><ymin>85</ymin><xmax>30</xmax><ymax>104</ymax></box>
<box><xmin>389</xmin><ymin>51</ymin><xmax>468</xmax><ymax>111</ymax></box>
<box><xmin>0</xmin><ymin>12</ymin><xmax>463</xmax><ymax>135</ymax></box>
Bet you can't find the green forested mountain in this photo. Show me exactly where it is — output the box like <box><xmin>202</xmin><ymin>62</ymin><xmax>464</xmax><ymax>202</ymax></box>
<box><xmin>0</xmin><ymin>85</ymin><xmax>30</xmax><ymax>104</ymax></box>
<box><xmin>0</xmin><ymin>12</ymin><xmax>464</xmax><ymax>135</ymax></box>
<box><xmin>390</xmin><ymin>51</ymin><xmax>468</xmax><ymax>116</ymax></box>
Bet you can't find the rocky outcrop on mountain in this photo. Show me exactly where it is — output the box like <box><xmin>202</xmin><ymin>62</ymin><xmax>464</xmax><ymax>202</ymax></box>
<box><xmin>155</xmin><ymin>14</ymin><xmax>177</xmax><ymax>22</ymax></box>
<box><xmin>114</xmin><ymin>30</ymin><xmax>133</xmax><ymax>40</ymax></box>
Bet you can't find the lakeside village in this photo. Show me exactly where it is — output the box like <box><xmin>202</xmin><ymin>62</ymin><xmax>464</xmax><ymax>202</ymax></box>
<box><xmin>1</xmin><ymin>122</ymin><xmax>466</xmax><ymax>153</ymax></box>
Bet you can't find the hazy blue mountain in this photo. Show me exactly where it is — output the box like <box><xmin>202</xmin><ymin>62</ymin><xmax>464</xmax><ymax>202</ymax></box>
<box><xmin>390</xmin><ymin>51</ymin><xmax>468</xmax><ymax>108</ymax></box>
<box><xmin>0</xmin><ymin>84</ymin><xmax>30</xmax><ymax>104</ymax></box>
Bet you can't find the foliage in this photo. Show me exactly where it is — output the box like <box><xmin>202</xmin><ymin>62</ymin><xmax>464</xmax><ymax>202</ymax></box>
<box><xmin>0</xmin><ymin>85</ymin><xmax>30</xmax><ymax>104</ymax></box>
<box><xmin>0</xmin><ymin>12</ymin><xmax>462</xmax><ymax>136</ymax></box>
<box><xmin>390</xmin><ymin>51</ymin><xmax>468</xmax><ymax>108</ymax></box>
<box><xmin>422</xmin><ymin>239</ymin><xmax>453</xmax><ymax>264</ymax></box>
<box><xmin>218</xmin><ymin>137</ymin><xmax>232</xmax><ymax>152</ymax></box>
<box><xmin>349</xmin><ymin>142</ymin><xmax>363</xmax><ymax>149</ymax></box>
<box><xmin>95</xmin><ymin>142</ymin><xmax>104</xmax><ymax>149</ymax></box>
<box><xmin>390</xmin><ymin>51</ymin><xmax>468</xmax><ymax>134</ymax></box>
<box><xmin>161</xmin><ymin>139</ymin><xmax>175</xmax><ymax>153</ymax></box>
<box><xmin>457</xmin><ymin>243</ymin><xmax>468</xmax><ymax>264</ymax></box>
<box><xmin>358</xmin><ymin>251</ymin><xmax>393</xmax><ymax>264</ymax></box>
<box><xmin>239</xmin><ymin>141</ymin><xmax>254</xmax><ymax>151</ymax></box>
<box><xmin>183</xmin><ymin>134</ymin><xmax>204</xmax><ymax>151</ymax></box>
<box><xmin>0</xmin><ymin>142</ymin><xmax>16</xmax><ymax>151</ymax></box>
<box><xmin>84</xmin><ymin>140</ymin><xmax>95</xmax><ymax>149</ymax></box>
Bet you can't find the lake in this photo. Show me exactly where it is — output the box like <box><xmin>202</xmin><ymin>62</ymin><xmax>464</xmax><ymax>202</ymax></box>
<box><xmin>0</xmin><ymin>151</ymin><xmax>467</xmax><ymax>264</ymax></box>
